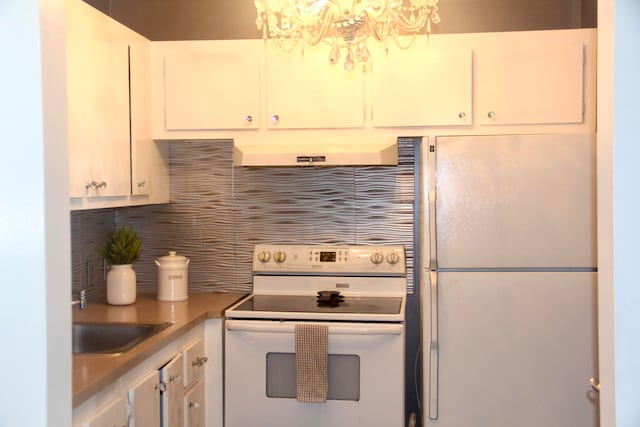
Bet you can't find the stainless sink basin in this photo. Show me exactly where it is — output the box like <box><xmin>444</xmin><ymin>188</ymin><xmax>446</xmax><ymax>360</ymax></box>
<box><xmin>72</xmin><ymin>321</ymin><xmax>172</xmax><ymax>355</ymax></box>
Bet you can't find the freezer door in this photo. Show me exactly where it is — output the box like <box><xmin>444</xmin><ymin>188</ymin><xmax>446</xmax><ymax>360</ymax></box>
<box><xmin>433</xmin><ymin>134</ymin><xmax>596</xmax><ymax>269</ymax></box>
<box><xmin>423</xmin><ymin>271</ymin><xmax>598</xmax><ymax>427</ymax></box>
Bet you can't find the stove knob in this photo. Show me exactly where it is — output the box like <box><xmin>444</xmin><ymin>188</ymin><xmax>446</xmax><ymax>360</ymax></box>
<box><xmin>257</xmin><ymin>251</ymin><xmax>271</xmax><ymax>263</ymax></box>
<box><xmin>370</xmin><ymin>252</ymin><xmax>384</xmax><ymax>264</ymax></box>
<box><xmin>274</xmin><ymin>250</ymin><xmax>287</xmax><ymax>263</ymax></box>
<box><xmin>386</xmin><ymin>252</ymin><xmax>400</xmax><ymax>265</ymax></box>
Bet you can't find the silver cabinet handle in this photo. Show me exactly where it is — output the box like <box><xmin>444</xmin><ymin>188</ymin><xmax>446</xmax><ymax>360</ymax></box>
<box><xmin>590</xmin><ymin>377</ymin><xmax>600</xmax><ymax>392</ymax></box>
<box><xmin>271</xmin><ymin>114</ymin><xmax>279</xmax><ymax>124</ymax></box>
<box><xmin>169</xmin><ymin>374</ymin><xmax>181</xmax><ymax>384</ymax></box>
<box><xmin>96</xmin><ymin>181</ymin><xmax>107</xmax><ymax>190</ymax></box>
<box><xmin>487</xmin><ymin>111</ymin><xmax>496</xmax><ymax>119</ymax></box>
<box><xmin>85</xmin><ymin>181</ymin><xmax>97</xmax><ymax>190</ymax></box>
<box><xmin>458</xmin><ymin>112</ymin><xmax>466</xmax><ymax>119</ymax></box>
<box><xmin>137</xmin><ymin>180</ymin><xmax>146</xmax><ymax>188</ymax></box>
<box><xmin>192</xmin><ymin>356</ymin><xmax>208</xmax><ymax>367</ymax></box>
<box><xmin>189</xmin><ymin>401</ymin><xmax>200</xmax><ymax>409</ymax></box>
<box><xmin>245</xmin><ymin>115</ymin><xmax>253</xmax><ymax>123</ymax></box>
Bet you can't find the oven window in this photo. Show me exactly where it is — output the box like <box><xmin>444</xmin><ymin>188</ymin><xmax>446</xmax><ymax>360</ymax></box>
<box><xmin>266</xmin><ymin>353</ymin><xmax>360</xmax><ymax>401</ymax></box>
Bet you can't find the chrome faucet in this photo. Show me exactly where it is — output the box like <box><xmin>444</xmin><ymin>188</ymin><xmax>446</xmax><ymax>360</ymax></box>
<box><xmin>72</xmin><ymin>289</ymin><xmax>87</xmax><ymax>310</ymax></box>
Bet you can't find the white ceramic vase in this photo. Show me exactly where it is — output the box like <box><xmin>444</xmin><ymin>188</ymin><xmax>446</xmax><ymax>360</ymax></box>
<box><xmin>106</xmin><ymin>264</ymin><xmax>136</xmax><ymax>305</ymax></box>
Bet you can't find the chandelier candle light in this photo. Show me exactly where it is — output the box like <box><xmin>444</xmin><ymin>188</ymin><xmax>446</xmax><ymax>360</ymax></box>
<box><xmin>255</xmin><ymin>0</ymin><xmax>441</xmax><ymax>70</ymax></box>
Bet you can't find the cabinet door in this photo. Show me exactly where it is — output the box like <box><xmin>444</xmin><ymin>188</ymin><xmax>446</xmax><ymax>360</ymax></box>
<box><xmin>161</xmin><ymin>352</ymin><xmax>184</xmax><ymax>427</ymax></box>
<box><xmin>372</xmin><ymin>49</ymin><xmax>472</xmax><ymax>127</ymax></box>
<box><xmin>183</xmin><ymin>338</ymin><xmax>206</xmax><ymax>389</ymax></box>
<box><xmin>184</xmin><ymin>381</ymin><xmax>205</xmax><ymax>427</ymax></box>
<box><xmin>265</xmin><ymin>42</ymin><xmax>365</xmax><ymax>129</ymax></box>
<box><xmin>162</xmin><ymin>40</ymin><xmax>261</xmax><ymax>131</ymax></box>
<box><xmin>82</xmin><ymin>397</ymin><xmax>127</xmax><ymax>427</ymax></box>
<box><xmin>66</xmin><ymin>0</ymin><xmax>131</xmax><ymax>198</ymax></box>
<box><xmin>128</xmin><ymin>369</ymin><xmax>161</xmax><ymax>427</ymax></box>
<box><xmin>129</xmin><ymin>38</ymin><xmax>152</xmax><ymax>196</ymax></box>
<box><xmin>477</xmin><ymin>43</ymin><xmax>584</xmax><ymax>125</ymax></box>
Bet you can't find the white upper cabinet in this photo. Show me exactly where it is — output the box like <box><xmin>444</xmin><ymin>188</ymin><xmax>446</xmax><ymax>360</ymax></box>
<box><xmin>66</xmin><ymin>0</ymin><xmax>131</xmax><ymax>198</ymax></box>
<box><xmin>67</xmin><ymin>0</ymin><xmax>169</xmax><ymax>209</ymax></box>
<box><xmin>149</xmin><ymin>29</ymin><xmax>595</xmax><ymax>139</ymax></box>
<box><xmin>264</xmin><ymin>42</ymin><xmax>365</xmax><ymax>129</ymax></box>
<box><xmin>476</xmin><ymin>42</ymin><xmax>585</xmax><ymax>125</ymax></box>
<box><xmin>371</xmin><ymin>48</ymin><xmax>472</xmax><ymax>127</ymax></box>
<box><xmin>130</xmin><ymin>38</ymin><xmax>153</xmax><ymax>196</ymax></box>
<box><xmin>154</xmin><ymin>40</ymin><xmax>261</xmax><ymax>135</ymax></box>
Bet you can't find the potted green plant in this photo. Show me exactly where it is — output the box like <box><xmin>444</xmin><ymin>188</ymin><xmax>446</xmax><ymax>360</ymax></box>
<box><xmin>102</xmin><ymin>225</ymin><xmax>142</xmax><ymax>305</ymax></box>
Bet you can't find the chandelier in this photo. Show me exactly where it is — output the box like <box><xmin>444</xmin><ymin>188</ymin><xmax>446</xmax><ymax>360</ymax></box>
<box><xmin>254</xmin><ymin>0</ymin><xmax>441</xmax><ymax>71</ymax></box>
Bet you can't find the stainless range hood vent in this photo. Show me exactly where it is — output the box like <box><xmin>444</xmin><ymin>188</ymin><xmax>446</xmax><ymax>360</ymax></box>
<box><xmin>233</xmin><ymin>135</ymin><xmax>398</xmax><ymax>167</ymax></box>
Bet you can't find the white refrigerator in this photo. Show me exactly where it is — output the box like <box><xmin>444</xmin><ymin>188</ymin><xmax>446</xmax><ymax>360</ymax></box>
<box><xmin>421</xmin><ymin>134</ymin><xmax>598</xmax><ymax>427</ymax></box>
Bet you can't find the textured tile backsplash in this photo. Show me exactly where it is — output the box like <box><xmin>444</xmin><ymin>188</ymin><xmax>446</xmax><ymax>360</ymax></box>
<box><xmin>71</xmin><ymin>138</ymin><xmax>417</xmax><ymax>301</ymax></box>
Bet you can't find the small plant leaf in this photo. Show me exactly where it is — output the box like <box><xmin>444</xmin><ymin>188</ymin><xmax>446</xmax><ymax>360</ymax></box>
<box><xmin>101</xmin><ymin>225</ymin><xmax>142</xmax><ymax>265</ymax></box>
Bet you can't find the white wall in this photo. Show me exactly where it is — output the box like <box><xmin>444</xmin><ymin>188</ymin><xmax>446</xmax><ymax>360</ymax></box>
<box><xmin>612</xmin><ymin>0</ymin><xmax>640</xmax><ymax>425</ymax></box>
<box><xmin>0</xmin><ymin>0</ymin><xmax>71</xmax><ymax>425</ymax></box>
<box><xmin>598</xmin><ymin>0</ymin><xmax>640</xmax><ymax>426</ymax></box>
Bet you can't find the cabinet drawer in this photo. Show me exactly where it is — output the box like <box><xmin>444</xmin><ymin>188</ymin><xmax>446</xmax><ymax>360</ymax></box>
<box><xmin>183</xmin><ymin>338</ymin><xmax>207</xmax><ymax>388</ymax></box>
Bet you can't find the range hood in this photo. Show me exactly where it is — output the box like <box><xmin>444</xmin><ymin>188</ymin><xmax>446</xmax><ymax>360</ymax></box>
<box><xmin>233</xmin><ymin>135</ymin><xmax>398</xmax><ymax>167</ymax></box>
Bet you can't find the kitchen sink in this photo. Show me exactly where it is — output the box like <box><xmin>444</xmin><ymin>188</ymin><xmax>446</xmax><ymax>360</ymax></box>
<box><xmin>72</xmin><ymin>321</ymin><xmax>172</xmax><ymax>355</ymax></box>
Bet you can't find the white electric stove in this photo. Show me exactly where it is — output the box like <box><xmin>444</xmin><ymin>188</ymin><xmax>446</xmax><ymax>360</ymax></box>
<box><xmin>225</xmin><ymin>244</ymin><xmax>407</xmax><ymax>427</ymax></box>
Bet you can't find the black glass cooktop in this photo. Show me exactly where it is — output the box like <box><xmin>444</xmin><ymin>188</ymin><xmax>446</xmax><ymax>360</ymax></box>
<box><xmin>232</xmin><ymin>295</ymin><xmax>402</xmax><ymax>315</ymax></box>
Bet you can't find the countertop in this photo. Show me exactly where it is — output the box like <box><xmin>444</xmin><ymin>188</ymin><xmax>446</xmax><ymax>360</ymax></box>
<box><xmin>72</xmin><ymin>291</ymin><xmax>246</xmax><ymax>408</ymax></box>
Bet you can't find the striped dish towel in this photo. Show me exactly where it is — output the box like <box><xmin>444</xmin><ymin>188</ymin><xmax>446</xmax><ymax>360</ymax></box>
<box><xmin>295</xmin><ymin>323</ymin><xmax>328</xmax><ymax>403</ymax></box>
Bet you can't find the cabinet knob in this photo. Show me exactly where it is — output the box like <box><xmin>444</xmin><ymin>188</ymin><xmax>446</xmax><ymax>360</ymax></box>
<box><xmin>189</xmin><ymin>401</ymin><xmax>200</xmax><ymax>409</ymax></box>
<box><xmin>458</xmin><ymin>112</ymin><xmax>466</xmax><ymax>119</ymax></box>
<box><xmin>245</xmin><ymin>115</ymin><xmax>253</xmax><ymax>123</ymax></box>
<box><xmin>257</xmin><ymin>251</ymin><xmax>271</xmax><ymax>263</ymax></box>
<box><xmin>169</xmin><ymin>374</ymin><xmax>181</xmax><ymax>384</ymax></box>
<box><xmin>192</xmin><ymin>356</ymin><xmax>208</xmax><ymax>367</ymax></box>
<box><xmin>137</xmin><ymin>181</ymin><xmax>146</xmax><ymax>188</ymax></box>
<box><xmin>274</xmin><ymin>250</ymin><xmax>286</xmax><ymax>263</ymax></box>
<box><xmin>487</xmin><ymin>111</ymin><xmax>496</xmax><ymax>119</ymax></box>
<box><xmin>271</xmin><ymin>114</ymin><xmax>279</xmax><ymax>124</ymax></box>
<box><xmin>386</xmin><ymin>252</ymin><xmax>400</xmax><ymax>265</ymax></box>
<box><xmin>85</xmin><ymin>181</ymin><xmax>97</xmax><ymax>190</ymax></box>
<box><xmin>96</xmin><ymin>181</ymin><xmax>107</xmax><ymax>190</ymax></box>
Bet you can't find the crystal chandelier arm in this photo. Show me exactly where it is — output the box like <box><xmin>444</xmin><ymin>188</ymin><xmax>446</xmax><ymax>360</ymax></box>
<box><xmin>388</xmin><ymin>0</ymin><xmax>438</xmax><ymax>34</ymax></box>
<box><xmin>294</xmin><ymin>1</ymin><xmax>338</xmax><ymax>46</ymax></box>
<box><xmin>364</xmin><ymin>13</ymin><xmax>389</xmax><ymax>42</ymax></box>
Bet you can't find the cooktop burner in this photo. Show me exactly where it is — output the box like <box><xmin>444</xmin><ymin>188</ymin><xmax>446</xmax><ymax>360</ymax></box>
<box><xmin>232</xmin><ymin>294</ymin><xmax>403</xmax><ymax>315</ymax></box>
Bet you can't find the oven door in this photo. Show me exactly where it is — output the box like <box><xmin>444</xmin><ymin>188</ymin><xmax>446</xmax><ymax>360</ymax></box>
<box><xmin>224</xmin><ymin>319</ymin><xmax>405</xmax><ymax>427</ymax></box>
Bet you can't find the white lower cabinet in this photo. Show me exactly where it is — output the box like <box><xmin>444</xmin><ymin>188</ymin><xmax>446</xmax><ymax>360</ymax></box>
<box><xmin>161</xmin><ymin>351</ymin><xmax>185</xmax><ymax>426</ymax></box>
<box><xmin>81</xmin><ymin>396</ymin><xmax>127</xmax><ymax>427</ymax></box>
<box><xmin>185</xmin><ymin>381</ymin><xmax>205</xmax><ymax>427</ymax></box>
<box><xmin>160</xmin><ymin>337</ymin><xmax>207</xmax><ymax>427</ymax></box>
<box><xmin>73</xmin><ymin>323</ymin><xmax>218</xmax><ymax>427</ymax></box>
<box><xmin>127</xmin><ymin>370</ymin><xmax>161</xmax><ymax>426</ymax></box>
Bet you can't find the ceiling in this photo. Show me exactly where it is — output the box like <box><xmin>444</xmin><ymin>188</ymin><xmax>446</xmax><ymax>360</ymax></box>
<box><xmin>83</xmin><ymin>0</ymin><xmax>596</xmax><ymax>41</ymax></box>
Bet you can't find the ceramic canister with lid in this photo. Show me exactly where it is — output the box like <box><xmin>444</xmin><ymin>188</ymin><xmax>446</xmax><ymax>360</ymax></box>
<box><xmin>155</xmin><ymin>251</ymin><xmax>190</xmax><ymax>301</ymax></box>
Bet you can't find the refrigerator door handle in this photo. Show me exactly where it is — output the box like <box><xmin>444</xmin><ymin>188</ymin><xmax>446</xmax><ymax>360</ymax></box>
<box><xmin>427</xmin><ymin>140</ymin><xmax>439</xmax><ymax>419</ymax></box>
<box><xmin>429</xmin><ymin>270</ymin><xmax>439</xmax><ymax>420</ymax></box>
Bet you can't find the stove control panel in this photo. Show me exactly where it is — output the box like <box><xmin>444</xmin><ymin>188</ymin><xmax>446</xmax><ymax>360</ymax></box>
<box><xmin>253</xmin><ymin>244</ymin><xmax>406</xmax><ymax>275</ymax></box>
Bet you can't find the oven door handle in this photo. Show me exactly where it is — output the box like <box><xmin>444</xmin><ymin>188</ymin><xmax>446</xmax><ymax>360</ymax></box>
<box><xmin>226</xmin><ymin>320</ymin><xmax>403</xmax><ymax>336</ymax></box>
